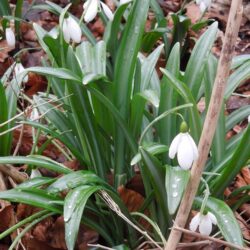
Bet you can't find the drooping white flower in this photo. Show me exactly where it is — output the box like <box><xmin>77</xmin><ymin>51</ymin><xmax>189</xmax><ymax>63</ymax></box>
<box><xmin>62</xmin><ymin>16</ymin><xmax>82</xmax><ymax>43</ymax></box>
<box><xmin>30</xmin><ymin>108</ymin><xmax>39</xmax><ymax>121</ymax></box>
<box><xmin>5</xmin><ymin>28</ymin><xmax>15</xmax><ymax>47</ymax></box>
<box><xmin>120</xmin><ymin>0</ymin><xmax>132</xmax><ymax>5</ymax></box>
<box><xmin>196</xmin><ymin>0</ymin><xmax>212</xmax><ymax>13</ymax></box>
<box><xmin>248</xmin><ymin>115</ymin><xmax>250</xmax><ymax>124</ymax></box>
<box><xmin>190</xmin><ymin>212</ymin><xmax>217</xmax><ymax>235</ymax></box>
<box><xmin>169</xmin><ymin>132</ymin><xmax>198</xmax><ymax>170</ymax></box>
<box><xmin>83</xmin><ymin>0</ymin><xmax>113</xmax><ymax>23</ymax></box>
<box><xmin>30</xmin><ymin>169</ymin><xmax>42</xmax><ymax>179</ymax></box>
<box><xmin>14</xmin><ymin>63</ymin><xmax>28</xmax><ymax>83</ymax></box>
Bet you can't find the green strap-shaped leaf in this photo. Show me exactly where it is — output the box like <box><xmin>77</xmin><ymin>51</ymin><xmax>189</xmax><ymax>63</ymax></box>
<box><xmin>0</xmin><ymin>188</ymin><xmax>62</xmax><ymax>213</ymax></box>
<box><xmin>47</xmin><ymin>170</ymin><xmax>114</xmax><ymax>193</ymax></box>
<box><xmin>211</xmin><ymin>125</ymin><xmax>250</xmax><ymax>196</ymax></box>
<box><xmin>113</xmin><ymin>0</ymin><xmax>150</xmax><ymax>186</ymax></box>
<box><xmin>225</xmin><ymin>60</ymin><xmax>250</xmax><ymax>99</ymax></box>
<box><xmin>195</xmin><ymin>196</ymin><xmax>244</xmax><ymax>247</ymax></box>
<box><xmin>64</xmin><ymin>185</ymin><xmax>104</xmax><ymax>250</ymax></box>
<box><xmin>0</xmin><ymin>81</ymin><xmax>9</xmax><ymax>156</ymax></box>
<box><xmin>165</xmin><ymin>166</ymin><xmax>190</xmax><ymax>215</ymax></box>
<box><xmin>131</xmin><ymin>144</ymin><xmax>168</xmax><ymax>166</ymax></box>
<box><xmin>160</xmin><ymin>68</ymin><xmax>201</xmax><ymax>142</ymax></box>
<box><xmin>184</xmin><ymin>22</ymin><xmax>218</xmax><ymax>100</ymax></box>
<box><xmin>0</xmin><ymin>156</ymin><xmax>72</xmax><ymax>174</ymax></box>
<box><xmin>159</xmin><ymin>43</ymin><xmax>180</xmax><ymax>163</ymax></box>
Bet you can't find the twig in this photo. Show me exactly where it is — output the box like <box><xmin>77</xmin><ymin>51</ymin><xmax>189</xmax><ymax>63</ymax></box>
<box><xmin>0</xmin><ymin>164</ymin><xmax>27</xmax><ymax>183</ymax></box>
<box><xmin>13</xmin><ymin>123</ymin><xmax>24</xmax><ymax>156</ymax></box>
<box><xmin>177</xmin><ymin>240</ymin><xmax>211</xmax><ymax>248</ymax></box>
<box><xmin>165</xmin><ymin>1</ymin><xmax>243</xmax><ymax>249</ymax></box>
<box><xmin>174</xmin><ymin>226</ymin><xmax>248</xmax><ymax>250</ymax></box>
<box><xmin>87</xmin><ymin>244</ymin><xmax>115</xmax><ymax>250</ymax></box>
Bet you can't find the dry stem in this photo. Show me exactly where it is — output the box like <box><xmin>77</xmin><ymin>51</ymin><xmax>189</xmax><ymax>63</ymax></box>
<box><xmin>165</xmin><ymin>0</ymin><xmax>243</xmax><ymax>249</ymax></box>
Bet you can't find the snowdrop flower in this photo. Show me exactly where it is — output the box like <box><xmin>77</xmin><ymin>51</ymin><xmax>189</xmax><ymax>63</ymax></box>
<box><xmin>62</xmin><ymin>16</ymin><xmax>82</xmax><ymax>43</ymax></box>
<box><xmin>196</xmin><ymin>0</ymin><xmax>212</xmax><ymax>13</ymax></box>
<box><xmin>30</xmin><ymin>169</ymin><xmax>42</xmax><ymax>179</ymax></box>
<box><xmin>83</xmin><ymin>0</ymin><xmax>113</xmax><ymax>23</ymax></box>
<box><xmin>169</xmin><ymin>122</ymin><xmax>198</xmax><ymax>170</ymax></box>
<box><xmin>190</xmin><ymin>212</ymin><xmax>217</xmax><ymax>235</ymax></box>
<box><xmin>248</xmin><ymin>115</ymin><xmax>250</xmax><ymax>124</ymax></box>
<box><xmin>14</xmin><ymin>63</ymin><xmax>28</xmax><ymax>83</ymax></box>
<box><xmin>5</xmin><ymin>27</ymin><xmax>15</xmax><ymax>47</ymax></box>
<box><xmin>120</xmin><ymin>0</ymin><xmax>132</xmax><ymax>5</ymax></box>
<box><xmin>30</xmin><ymin>108</ymin><xmax>39</xmax><ymax>121</ymax></box>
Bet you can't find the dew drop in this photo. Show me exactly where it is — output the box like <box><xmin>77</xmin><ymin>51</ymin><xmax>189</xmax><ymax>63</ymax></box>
<box><xmin>224</xmin><ymin>219</ymin><xmax>228</xmax><ymax>223</ymax></box>
<box><xmin>172</xmin><ymin>192</ymin><xmax>178</xmax><ymax>198</ymax></box>
<box><xmin>172</xmin><ymin>184</ymin><xmax>177</xmax><ymax>188</ymax></box>
<box><xmin>175</xmin><ymin>177</ymin><xmax>181</xmax><ymax>182</ymax></box>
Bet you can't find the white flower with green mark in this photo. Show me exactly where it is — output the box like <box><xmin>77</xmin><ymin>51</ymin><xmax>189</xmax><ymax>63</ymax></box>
<box><xmin>5</xmin><ymin>27</ymin><xmax>15</xmax><ymax>47</ymax></box>
<box><xmin>83</xmin><ymin>0</ymin><xmax>114</xmax><ymax>23</ymax></box>
<box><xmin>62</xmin><ymin>16</ymin><xmax>82</xmax><ymax>43</ymax></box>
<box><xmin>190</xmin><ymin>211</ymin><xmax>217</xmax><ymax>235</ymax></box>
<box><xmin>169</xmin><ymin>122</ymin><xmax>198</xmax><ymax>170</ymax></box>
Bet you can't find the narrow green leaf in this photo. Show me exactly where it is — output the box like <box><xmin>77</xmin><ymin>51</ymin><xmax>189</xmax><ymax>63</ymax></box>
<box><xmin>113</xmin><ymin>0</ymin><xmax>150</xmax><ymax>186</ymax></box>
<box><xmin>64</xmin><ymin>185</ymin><xmax>104</xmax><ymax>250</ymax></box>
<box><xmin>184</xmin><ymin>22</ymin><xmax>218</xmax><ymax>100</ymax></box>
<box><xmin>0</xmin><ymin>188</ymin><xmax>62</xmax><ymax>213</ymax></box>
<box><xmin>131</xmin><ymin>144</ymin><xmax>168</xmax><ymax>166</ymax></box>
<box><xmin>0</xmin><ymin>156</ymin><xmax>72</xmax><ymax>174</ymax></box>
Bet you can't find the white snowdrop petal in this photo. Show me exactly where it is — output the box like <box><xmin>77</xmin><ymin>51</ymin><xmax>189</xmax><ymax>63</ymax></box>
<box><xmin>177</xmin><ymin>134</ymin><xmax>194</xmax><ymax>170</ymax></box>
<box><xmin>248</xmin><ymin>115</ymin><xmax>250</xmax><ymax>124</ymax></box>
<box><xmin>6</xmin><ymin>28</ymin><xmax>15</xmax><ymax>47</ymax></box>
<box><xmin>100</xmin><ymin>2</ymin><xmax>114</xmax><ymax>21</ymax></box>
<box><xmin>187</xmin><ymin>133</ymin><xmax>199</xmax><ymax>160</ymax></box>
<box><xmin>189</xmin><ymin>213</ymin><xmax>200</xmax><ymax>232</ymax></box>
<box><xmin>199</xmin><ymin>2</ymin><xmax>207</xmax><ymax>13</ymax></box>
<box><xmin>62</xmin><ymin>20</ymin><xmax>70</xmax><ymax>43</ymax></box>
<box><xmin>30</xmin><ymin>169</ymin><xmax>42</xmax><ymax>179</ymax></box>
<box><xmin>83</xmin><ymin>0</ymin><xmax>99</xmax><ymax>23</ymax></box>
<box><xmin>207</xmin><ymin>212</ymin><xmax>217</xmax><ymax>225</ymax></box>
<box><xmin>68</xmin><ymin>17</ymin><xmax>82</xmax><ymax>43</ymax></box>
<box><xmin>199</xmin><ymin>215</ymin><xmax>212</xmax><ymax>235</ymax></box>
<box><xmin>169</xmin><ymin>133</ymin><xmax>182</xmax><ymax>159</ymax></box>
<box><xmin>120</xmin><ymin>0</ymin><xmax>131</xmax><ymax>5</ymax></box>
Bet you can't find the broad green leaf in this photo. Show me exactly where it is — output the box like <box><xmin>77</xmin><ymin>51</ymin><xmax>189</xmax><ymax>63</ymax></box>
<box><xmin>0</xmin><ymin>188</ymin><xmax>62</xmax><ymax>213</ymax></box>
<box><xmin>0</xmin><ymin>156</ymin><xmax>71</xmax><ymax>174</ymax></box>
<box><xmin>64</xmin><ymin>185</ymin><xmax>104</xmax><ymax>250</ymax></box>
<box><xmin>165</xmin><ymin>166</ymin><xmax>190</xmax><ymax>215</ymax></box>
<box><xmin>195</xmin><ymin>196</ymin><xmax>244</xmax><ymax>247</ymax></box>
<box><xmin>131</xmin><ymin>144</ymin><xmax>168</xmax><ymax>165</ymax></box>
<box><xmin>184</xmin><ymin>22</ymin><xmax>218</xmax><ymax>100</ymax></box>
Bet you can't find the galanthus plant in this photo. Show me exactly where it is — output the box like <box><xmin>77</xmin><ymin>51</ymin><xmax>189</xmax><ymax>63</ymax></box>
<box><xmin>0</xmin><ymin>0</ymin><xmax>249</xmax><ymax>249</ymax></box>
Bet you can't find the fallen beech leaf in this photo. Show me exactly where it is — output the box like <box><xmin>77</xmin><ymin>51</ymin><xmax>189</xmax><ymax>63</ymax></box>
<box><xmin>0</xmin><ymin>205</ymin><xmax>15</xmax><ymax>232</ymax></box>
<box><xmin>241</xmin><ymin>167</ymin><xmax>250</xmax><ymax>184</ymax></box>
<box><xmin>235</xmin><ymin>212</ymin><xmax>250</xmax><ymax>240</ymax></box>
